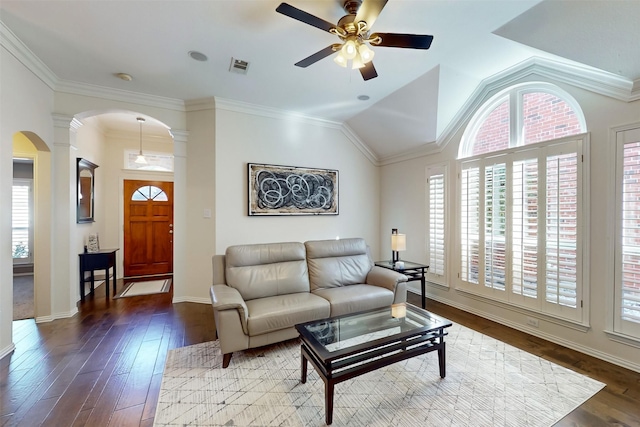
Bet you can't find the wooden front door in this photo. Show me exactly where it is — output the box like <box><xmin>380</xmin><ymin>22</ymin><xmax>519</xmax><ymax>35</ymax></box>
<box><xmin>124</xmin><ymin>180</ymin><xmax>173</xmax><ymax>278</ymax></box>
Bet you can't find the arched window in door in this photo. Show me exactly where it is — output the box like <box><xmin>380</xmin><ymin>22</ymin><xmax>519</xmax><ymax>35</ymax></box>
<box><xmin>131</xmin><ymin>185</ymin><xmax>168</xmax><ymax>201</ymax></box>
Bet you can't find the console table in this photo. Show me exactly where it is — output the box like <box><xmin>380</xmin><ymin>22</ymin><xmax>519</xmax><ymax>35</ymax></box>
<box><xmin>375</xmin><ymin>260</ymin><xmax>428</xmax><ymax>308</ymax></box>
<box><xmin>79</xmin><ymin>248</ymin><xmax>119</xmax><ymax>301</ymax></box>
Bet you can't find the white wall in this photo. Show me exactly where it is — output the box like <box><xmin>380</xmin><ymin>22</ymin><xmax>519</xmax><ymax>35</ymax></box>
<box><xmin>380</xmin><ymin>73</ymin><xmax>640</xmax><ymax>372</ymax></box>
<box><xmin>214</xmin><ymin>105</ymin><xmax>381</xmax><ymax>256</ymax></box>
<box><xmin>0</xmin><ymin>45</ymin><xmax>55</xmax><ymax>357</ymax></box>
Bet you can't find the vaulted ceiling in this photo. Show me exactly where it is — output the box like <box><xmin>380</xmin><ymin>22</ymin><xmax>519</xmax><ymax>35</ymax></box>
<box><xmin>2</xmin><ymin>1</ymin><xmax>639</xmax><ymax>162</ymax></box>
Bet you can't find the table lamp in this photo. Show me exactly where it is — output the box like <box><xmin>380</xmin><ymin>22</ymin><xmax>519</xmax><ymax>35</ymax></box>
<box><xmin>391</xmin><ymin>228</ymin><xmax>406</xmax><ymax>266</ymax></box>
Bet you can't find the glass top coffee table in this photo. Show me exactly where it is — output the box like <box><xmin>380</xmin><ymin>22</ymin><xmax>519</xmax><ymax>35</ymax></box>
<box><xmin>295</xmin><ymin>303</ymin><xmax>452</xmax><ymax>425</ymax></box>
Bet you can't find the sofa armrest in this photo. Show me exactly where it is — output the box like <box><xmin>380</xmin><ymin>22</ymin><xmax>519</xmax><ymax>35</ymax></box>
<box><xmin>366</xmin><ymin>266</ymin><xmax>408</xmax><ymax>291</ymax></box>
<box><xmin>210</xmin><ymin>284</ymin><xmax>249</xmax><ymax>335</ymax></box>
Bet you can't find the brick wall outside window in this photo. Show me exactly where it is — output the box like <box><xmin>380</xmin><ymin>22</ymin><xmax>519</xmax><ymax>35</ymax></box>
<box><xmin>523</xmin><ymin>93</ymin><xmax>582</xmax><ymax>145</ymax></box>
<box><xmin>473</xmin><ymin>100</ymin><xmax>510</xmax><ymax>156</ymax></box>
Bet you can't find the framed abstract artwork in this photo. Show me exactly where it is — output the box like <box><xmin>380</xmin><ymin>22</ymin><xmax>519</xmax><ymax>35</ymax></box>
<box><xmin>248</xmin><ymin>163</ymin><xmax>339</xmax><ymax>216</ymax></box>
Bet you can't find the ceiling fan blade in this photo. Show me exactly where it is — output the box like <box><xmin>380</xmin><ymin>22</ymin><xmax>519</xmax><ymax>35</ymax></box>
<box><xmin>355</xmin><ymin>0</ymin><xmax>389</xmax><ymax>31</ymax></box>
<box><xmin>359</xmin><ymin>62</ymin><xmax>378</xmax><ymax>81</ymax></box>
<box><xmin>372</xmin><ymin>33</ymin><xmax>434</xmax><ymax>49</ymax></box>
<box><xmin>276</xmin><ymin>3</ymin><xmax>336</xmax><ymax>33</ymax></box>
<box><xmin>294</xmin><ymin>45</ymin><xmax>336</xmax><ymax>68</ymax></box>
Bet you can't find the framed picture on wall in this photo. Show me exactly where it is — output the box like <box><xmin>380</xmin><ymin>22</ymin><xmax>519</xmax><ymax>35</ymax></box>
<box><xmin>248</xmin><ymin>163</ymin><xmax>339</xmax><ymax>216</ymax></box>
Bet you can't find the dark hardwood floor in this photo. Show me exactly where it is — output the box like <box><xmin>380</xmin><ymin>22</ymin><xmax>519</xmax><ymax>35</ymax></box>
<box><xmin>1</xmin><ymin>283</ymin><xmax>639</xmax><ymax>426</ymax></box>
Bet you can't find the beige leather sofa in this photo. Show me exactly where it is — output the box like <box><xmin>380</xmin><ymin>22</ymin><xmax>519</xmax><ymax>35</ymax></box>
<box><xmin>210</xmin><ymin>238</ymin><xmax>408</xmax><ymax>367</ymax></box>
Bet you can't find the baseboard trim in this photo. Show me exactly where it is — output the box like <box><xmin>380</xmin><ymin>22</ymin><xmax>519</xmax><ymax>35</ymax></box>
<box><xmin>0</xmin><ymin>343</ymin><xmax>16</xmax><ymax>360</ymax></box>
<box><xmin>172</xmin><ymin>296</ymin><xmax>210</xmax><ymax>305</ymax></box>
<box><xmin>35</xmin><ymin>307</ymin><xmax>79</xmax><ymax>323</ymax></box>
<box><xmin>412</xmin><ymin>288</ymin><xmax>640</xmax><ymax>374</ymax></box>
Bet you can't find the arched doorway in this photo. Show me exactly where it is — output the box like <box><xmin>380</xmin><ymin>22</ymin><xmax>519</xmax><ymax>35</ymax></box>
<box><xmin>12</xmin><ymin>131</ymin><xmax>52</xmax><ymax>321</ymax></box>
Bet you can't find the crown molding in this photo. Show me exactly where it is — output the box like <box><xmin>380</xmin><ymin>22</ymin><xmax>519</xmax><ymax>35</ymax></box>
<box><xmin>438</xmin><ymin>57</ymin><xmax>636</xmax><ymax>148</ymax></box>
<box><xmin>55</xmin><ymin>79</ymin><xmax>186</xmax><ymax>111</ymax></box>
<box><xmin>377</xmin><ymin>141</ymin><xmax>442</xmax><ymax>166</ymax></box>
<box><xmin>0</xmin><ymin>20</ymin><xmax>57</xmax><ymax>90</ymax></box>
<box><xmin>185</xmin><ymin>98</ymin><xmax>216</xmax><ymax>112</ymax></box>
<box><xmin>632</xmin><ymin>78</ymin><xmax>640</xmax><ymax>101</ymax></box>
<box><xmin>214</xmin><ymin>97</ymin><xmax>380</xmax><ymax>166</ymax></box>
<box><xmin>340</xmin><ymin>124</ymin><xmax>379</xmax><ymax>166</ymax></box>
<box><xmin>214</xmin><ymin>97</ymin><xmax>343</xmax><ymax>130</ymax></box>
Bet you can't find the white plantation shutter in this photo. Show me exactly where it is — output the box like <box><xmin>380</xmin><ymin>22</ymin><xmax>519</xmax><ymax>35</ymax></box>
<box><xmin>12</xmin><ymin>180</ymin><xmax>32</xmax><ymax>263</ymax></box>
<box><xmin>459</xmin><ymin>139</ymin><xmax>583</xmax><ymax>321</ymax></box>
<box><xmin>484</xmin><ymin>163</ymin><xmax>507</xmax><ymax>291</ymax></box>
<box><xmin>512</xmin><ymin>158</ymin><xmax>539</xmax><ymax>299</ymax></box>
<box><xmin>461</xmin><ymin>165</ymin><xmax>480</xmax><ymax>285</ymax></box>
<box><xmin>427</xmin><ymin>171</ymin><xmax>446</xmax><ymax>279</ymax></box>
<box><xmin>615</xmin><ymin>127</ymin><xmax>640</xmax><ymax>338</ymax></box>
<box><xmin>545</xmin><ymin>153</ymin><xmax>578</xmax><ymax>308</ymax></box>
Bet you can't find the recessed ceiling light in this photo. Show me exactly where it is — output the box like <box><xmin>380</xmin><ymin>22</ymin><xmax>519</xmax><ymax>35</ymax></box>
<box><xmin>357</xmin><ymin>95</ymin><xmax>370</xmax><ymax>101</ymax></box>
<box><xmin>189</xmin><ymin>51</ymin><xmax>208</xmax><ymax>62</ymax></box>
<box><xmin>115</xmin><ymin>73</ymin><xmax>133</xmax><ymax>81</ymax></box>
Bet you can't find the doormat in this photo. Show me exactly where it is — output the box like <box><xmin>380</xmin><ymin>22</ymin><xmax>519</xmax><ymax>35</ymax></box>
<box><xmin>114</xmin><ymin>278</ymin><xmax>172</xmax><ymax>298</ymax></box>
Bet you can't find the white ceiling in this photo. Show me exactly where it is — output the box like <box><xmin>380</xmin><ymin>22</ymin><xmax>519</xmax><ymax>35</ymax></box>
<box><xmin>2</xmin><ymin>0</ymin><xmax>639</xmax><ymax>160</ymax></box>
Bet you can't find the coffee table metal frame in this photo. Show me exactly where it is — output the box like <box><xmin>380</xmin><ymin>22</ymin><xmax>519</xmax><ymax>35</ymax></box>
<box><xmin>295</xmin><ymin>304</ymin><xmax>452</xmax><ymax>425</ymax></box>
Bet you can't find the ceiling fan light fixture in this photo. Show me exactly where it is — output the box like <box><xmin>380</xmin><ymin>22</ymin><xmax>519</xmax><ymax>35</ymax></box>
<box><xmin>342</xmin><ymin>39</ymin><xmax>358</xmax><ymax>60</ymax></box>
<box><xmin>351</xmin><ymin>53</ymin><xmax>365</xmax><ymax>69</ymax></box>
<box><xmin>358</xmin><ymin>43</ymin><xmax>375</xmax><ymax>63</ymax></box>
<box><xmin>333</xmin><ymin>52</ymin><xmax>348</xmax><ymax>67</ymax></box>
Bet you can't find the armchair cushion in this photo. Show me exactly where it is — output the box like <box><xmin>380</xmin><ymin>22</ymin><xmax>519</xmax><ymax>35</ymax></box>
<box><xmin>225</xmin><ymin>242</ymin><xmax>309</xmax><ymax>300</ymax></box>
<box><xmin>245</xmin><ymin>292</ymin><xmax>330</xmax><ymax>336</ymax></box>
<box><xmin>305</xmin><ymin>238</ymin><xmax>372</xmax><ymax>291</ymax></box>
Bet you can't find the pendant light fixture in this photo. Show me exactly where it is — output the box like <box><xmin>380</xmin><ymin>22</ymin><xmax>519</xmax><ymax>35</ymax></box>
<box><xmin>135</xmin><ymin>117</ymin><xmax>147</xmax><ymax>165</ymax></box>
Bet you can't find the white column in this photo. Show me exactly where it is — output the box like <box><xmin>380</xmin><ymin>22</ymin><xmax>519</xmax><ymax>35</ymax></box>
<box><xmin>0</xmin><ymin>130</ymin><xmax>15</xmax><ymax>358</ymax></box>
<box><xmin>51</xmin><ymin>114</ymin><xmax>81</xmax><ymax>317</ymax></box>
<box><xmin>172</xmin><ymin>129</ymin><xmax>188</xmax><ymax>302</ymax></box>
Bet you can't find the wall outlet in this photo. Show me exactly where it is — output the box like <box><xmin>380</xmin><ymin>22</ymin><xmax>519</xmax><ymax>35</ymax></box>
<box><xmin>526</xmin><ymin>317</ymin><xmax>539</xmax><ymax>328</ymax></box>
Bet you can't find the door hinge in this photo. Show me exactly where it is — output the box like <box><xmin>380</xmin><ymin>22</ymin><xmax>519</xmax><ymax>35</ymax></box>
<box><xmin>581</xmin><ymin>300</ymin><xmax>583</xmax><ymax>308</ymax></box>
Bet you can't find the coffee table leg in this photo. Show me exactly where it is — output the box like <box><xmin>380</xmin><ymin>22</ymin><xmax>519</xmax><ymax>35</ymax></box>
<box><xmin>438</xmin><ymin>342</ymin><xmax>446</xmax><ymax>378</ymax></box>
<box><xmin>325</xmin><ymin>380</ymin><xmax>334</xmax><ymax>425</ymax></box>
<box><xmin>300</xmin><ymin>349</ymin><xmax>307</xmax><ymax>384</ymax></box>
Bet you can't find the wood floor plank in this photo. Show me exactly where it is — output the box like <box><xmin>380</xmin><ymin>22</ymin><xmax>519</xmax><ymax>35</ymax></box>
<box><xmin>107</xmin><ymin>403</ymin><xmax>144</xmax><ymax>427</ymax></box>
<box><xmin>83</xmin><ymin>373</ymin><xmax>128</xmax><ymax>426</ymax></box>
<box><xmin>41</xmin><ymin>370</ymin><xmax>102</xmax><ymax>426</ymax></box>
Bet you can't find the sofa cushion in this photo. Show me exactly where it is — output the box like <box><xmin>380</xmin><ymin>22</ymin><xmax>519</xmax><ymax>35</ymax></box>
<box><xmin>312</xmin><ymin>285</ymin><xmax>394</xmax><ymax>316</ymax></box>
<box><xmin>225</xmin><ymin>242</ymin><xmax>309</xmax><ymax>301</ymax></box>
<box><xmin>245</xmin><ymin>292</ymin><xmax>330</xmax><ymax>336</ymax></box>
<box><xmin>305</xmin><ymin>238</ymin><xmax>373</xmax><ymax>291</ymax></box>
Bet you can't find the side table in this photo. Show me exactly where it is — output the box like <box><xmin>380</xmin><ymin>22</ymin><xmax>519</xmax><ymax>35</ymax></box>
<box><xmin>79</xmin><ymin>248</ymin><xmax>119</xmax><ymax>301</ymax></box>
<box><xmin>375</xmin><ymin>260</ymin><xmax>429</xmax><ymax>308</ymax></box>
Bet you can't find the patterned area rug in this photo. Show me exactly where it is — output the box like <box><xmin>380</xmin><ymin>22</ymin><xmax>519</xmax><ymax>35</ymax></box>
<box><xmin>154</xmin><ymin>323</ymin><xmax>605</xmax><ymax>426</ymax></box>
<box><xmin>114</xmin><ymin>278</ymin><xmax>172</xmax><ymax>298</ymax></box>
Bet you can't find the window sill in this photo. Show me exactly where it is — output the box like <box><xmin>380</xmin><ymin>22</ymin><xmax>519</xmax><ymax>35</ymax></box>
<box><xmin>454</xmin><ymin>286</ymin><xmax>591</xmax><ymax>333</ymax></box>
<box><xmin>604</xmin><ymin>330</ymin><xmax>640</xmax><ymax>349</ymax></box>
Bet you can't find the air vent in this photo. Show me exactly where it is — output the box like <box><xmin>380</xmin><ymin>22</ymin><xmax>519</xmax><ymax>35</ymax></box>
<box><xmin>229</xmin><ymin>58</ymin><xmax>250</xmax><ymax>75</ymax></box>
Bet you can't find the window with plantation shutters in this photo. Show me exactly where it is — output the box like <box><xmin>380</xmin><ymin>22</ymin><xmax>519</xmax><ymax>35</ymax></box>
<box><xmin>459</xmin><ymin>140</ymin><xmax>583</xmax><ymax>322</ymax></box>
<box><xmin>12</xmin><ymin>179</ymin><xmax>33</xmax><ymax>264</ymax></box>
<box><xmin>614</xmin><ymin>126</ymin><xmax>640</xmax><ymax>338</ymax></box>
<box><xmin>458</xmin><ymin>82</ymin><xmax>587</xmax><ymax>324</ymax></box>
<box><xmin>426</xmin><ymin>167</ymin><xmax>446</xmax><ymax>283</ymax></box>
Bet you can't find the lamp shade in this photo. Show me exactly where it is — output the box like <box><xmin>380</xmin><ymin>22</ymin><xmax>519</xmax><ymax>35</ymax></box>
<box><xmin>391</xmin><ymin>233</ymin><xmax>406</xmax><ymax>251</ymax></box>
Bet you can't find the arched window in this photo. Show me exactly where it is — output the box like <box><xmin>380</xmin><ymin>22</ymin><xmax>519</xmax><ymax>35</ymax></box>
<box><xmin>131</xmin><ymin>185</ymin><xmax>168</xmax><ymax>201</ymax></box>
<box><xmin>460</xmin><ymin>82</ymin><xmax>585</xmax><ymax>158</ymax></box>
<box><xmin>457</xmin><ymin>82</ymin><xmax>588</xmax><ymax>324</ymax></box>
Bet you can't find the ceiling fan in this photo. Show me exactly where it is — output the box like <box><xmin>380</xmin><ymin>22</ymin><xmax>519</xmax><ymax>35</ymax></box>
<box><xmin>276</xmin><ymin>0</ymin><xmax>433</xmax><ymax>81</ymax></box>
